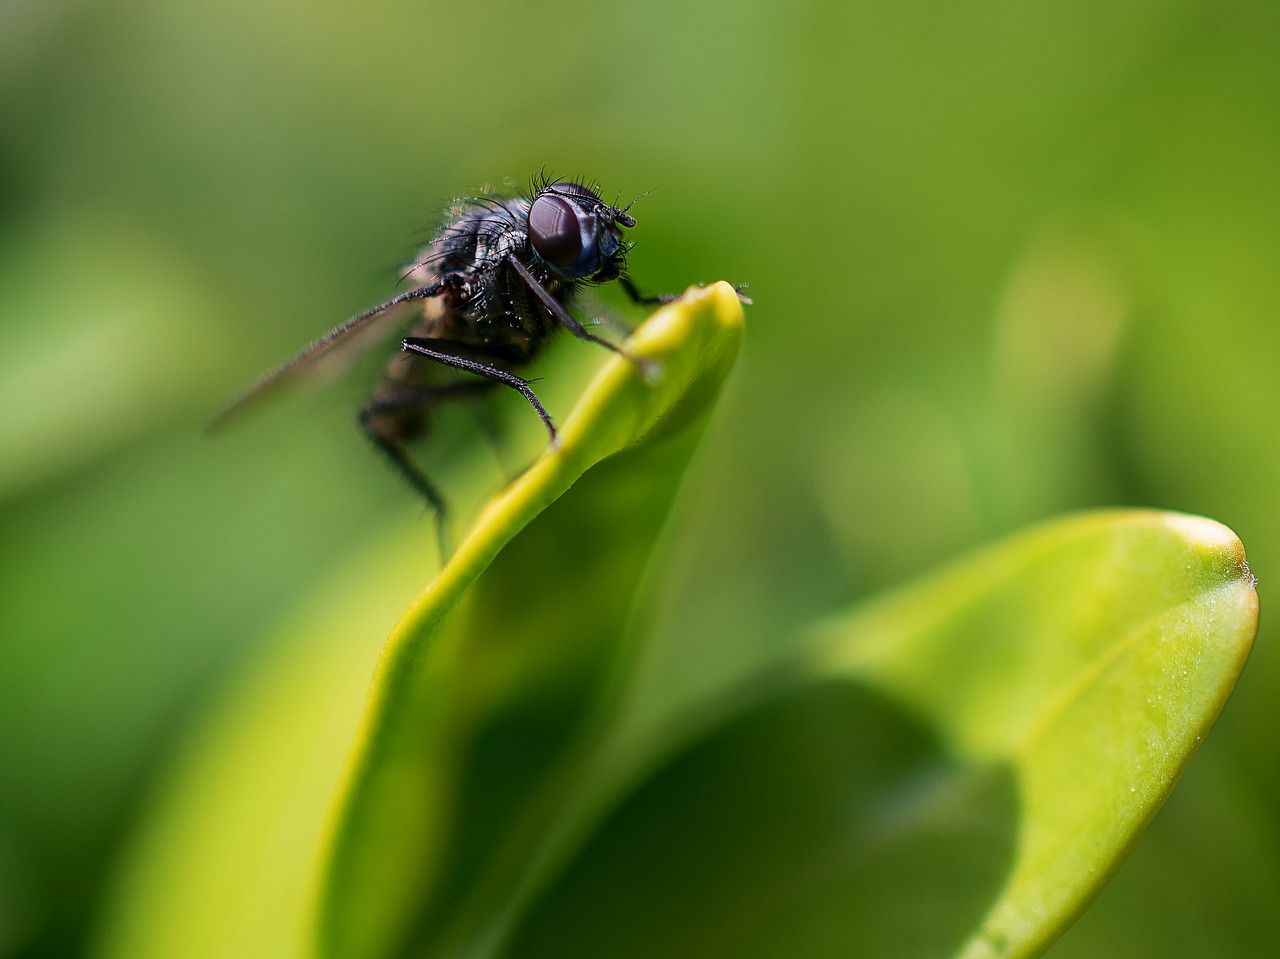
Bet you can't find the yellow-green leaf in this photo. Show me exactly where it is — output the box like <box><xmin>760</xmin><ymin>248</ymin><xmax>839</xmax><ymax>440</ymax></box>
<box><xmin>495</xmin><ymin>511</ymin><xmax>1256</xmax><ymax>959</ymax></box>
<box><xmin>88</xmin><ymin>282</ymin><xmax>744</xmax><ymax>959</ymax></box>
<box><xmin>317</xmin><ymin>281</ymin><xmax>743</xmax><ymax>958</ymax></box>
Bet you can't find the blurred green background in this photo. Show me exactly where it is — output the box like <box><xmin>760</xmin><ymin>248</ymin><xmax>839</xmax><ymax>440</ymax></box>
<box><xmin>2</xmin><ymin>0</ymin><xmax>1278</xmax><ymax>955</ymax></box>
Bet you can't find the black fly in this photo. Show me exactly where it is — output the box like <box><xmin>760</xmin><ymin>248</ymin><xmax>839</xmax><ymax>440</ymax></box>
<box><xmin>212</xmin><ymin>176</ymin><xmax>684</xmax><ymax>528</ymax></box>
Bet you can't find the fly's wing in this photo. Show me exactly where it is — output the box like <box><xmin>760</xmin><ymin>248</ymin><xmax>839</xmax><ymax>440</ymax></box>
<box><xmin>208</xmin><ymin>284</ymin><xmax>442</xmax><ymax>432</ymax></box>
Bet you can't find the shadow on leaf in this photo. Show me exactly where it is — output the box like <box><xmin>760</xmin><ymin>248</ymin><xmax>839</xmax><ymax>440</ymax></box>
<box><xmin>507</xmin><ymin>678</ymin><xmax>1018</xmax><ymax>959</ymax></box>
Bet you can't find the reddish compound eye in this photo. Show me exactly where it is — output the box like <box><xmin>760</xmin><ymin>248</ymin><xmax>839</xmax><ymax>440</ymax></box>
<box><xmin>527</xmin><ymin>182</ymin><xmax>626</xmax><ymax>278</ymax></box>
<box><xmin>528</xmin><ymin>190</ymin><xmax>589</xmax><ymax>272</ymax></box>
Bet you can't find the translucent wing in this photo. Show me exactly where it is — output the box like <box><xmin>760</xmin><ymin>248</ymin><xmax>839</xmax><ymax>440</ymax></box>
<box><xmin>208</xmin><ymin>282</ymin><xmax>445</xmax><ymax>432</ymax></box>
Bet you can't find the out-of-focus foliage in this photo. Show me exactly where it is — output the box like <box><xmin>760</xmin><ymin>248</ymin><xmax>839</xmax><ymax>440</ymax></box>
<box><xmin>89</xmin><ymin>287</ymin><xmax>745</xmax><ymax>959</ymax></box>
<box><xmin>1</xmin><ymin>0</ymin><xmax>1278</xmax><ymax>956</ymax></box>
<box><xmin>82</xmin><ymin>288</ymin><xmax>1255</xmax><ymax>959</ymax></box>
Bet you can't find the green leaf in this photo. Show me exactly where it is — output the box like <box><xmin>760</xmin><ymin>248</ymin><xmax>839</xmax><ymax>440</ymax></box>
<box><xmin>818</xmin><ymin>511</ymin><xmax>1258</xmax><ymax>957</ymax></box>
<box><xmin>496</xmin><ymin>511</ymin><xmax>1256</xmax><ymax>959</ymax></box>
<box><xmin>89</xmin><ymin>282</ymin><xmax>1253</xmax><ymax>959</ymax></box>
<box><xmin>316</xmin><ymin>281</ymin><xmax>744</xmax><ymax>958</ymax></box>
<box><xmin>87</xmin><ymin>282</ymin><xmax>744</xmax><ymax>959</ymax></box>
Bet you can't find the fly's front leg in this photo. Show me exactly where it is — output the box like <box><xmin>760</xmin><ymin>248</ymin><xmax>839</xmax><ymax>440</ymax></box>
<box><xmin>504</xmin><ymin>257</ymin><xmax>666</xmax><ymax>381</ymax></box>
<box><xmin>506</xmin><ymin>257</ymin><xmax>632</xmax><ymax>359</ymax></box>
<box><xmin>620</xmin><ymin>275</ymin><xmax>752</xmax><ymax>306</ymax></box>
<box><xmin>618</xmin><ymin>276</ymin><xmax>679</xmax><ymax>306</ymax></box>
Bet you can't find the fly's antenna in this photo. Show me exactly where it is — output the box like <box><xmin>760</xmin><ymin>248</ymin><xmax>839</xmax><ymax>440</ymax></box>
<box><xmin>620</xmin><ymin>188</ymin><xmax>654</xmax><ymax>216</ymax></box>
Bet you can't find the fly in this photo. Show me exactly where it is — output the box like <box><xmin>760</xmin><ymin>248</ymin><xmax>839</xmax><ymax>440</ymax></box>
<box><xmin>211</xmin><ymin>175</ymin><xmax>709</xmax><ymax>532</ymax></box>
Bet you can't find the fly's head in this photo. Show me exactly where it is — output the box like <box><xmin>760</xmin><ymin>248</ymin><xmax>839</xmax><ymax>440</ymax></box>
<box><xmin>526</xmin><ymin>181</ymin><xmax>636</xmax><ymax>284</ymax></box>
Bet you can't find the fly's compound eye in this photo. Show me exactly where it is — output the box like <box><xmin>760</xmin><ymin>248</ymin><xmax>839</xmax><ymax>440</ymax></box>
<box><xmin>530</xmin><ymin>181</ymin><xmax>629</xmax><ymax>279</ymax></box>
<box><xmin>528</xmin><ymin>190</ymin><xmax>599</xmax><ymax>277</ymax></box>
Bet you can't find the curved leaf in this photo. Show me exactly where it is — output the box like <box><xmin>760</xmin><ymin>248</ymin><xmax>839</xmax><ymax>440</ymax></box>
<box><xmin>88</xmin><ymin>282</ymin><xmax>744</xmax><ymax>959</ymax></box>
<box><xmin>318</xmin><ymin>280</ymin><xmax>743</xmax><ymax>958</ymax></box>
<box><xmin>818</xmin><ymin>511</ymin><xmax>1258</xmax><ymax>957</ymax></box>
<box><xmin>500</xmin><ymin>511</ymin><xmax>1256</xmax><ymax>959</ymax></box>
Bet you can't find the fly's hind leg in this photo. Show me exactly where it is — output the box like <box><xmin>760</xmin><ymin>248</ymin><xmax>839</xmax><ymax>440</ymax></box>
<box><xmin>358</xmin><ymin>404</ymin><xmax>446</xmax><ymax>517</ymax></box>
<box><xmin>358</xmin><ymin>381</ymin><xmax>495</xmax><ymax>555</ymax></box>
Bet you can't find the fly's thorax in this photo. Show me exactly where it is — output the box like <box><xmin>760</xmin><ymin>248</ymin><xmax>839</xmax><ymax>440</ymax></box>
<box><xmin>408</xmin><ymin>196</ymin><xmax>528</xmax><ymax>283</ymax></box>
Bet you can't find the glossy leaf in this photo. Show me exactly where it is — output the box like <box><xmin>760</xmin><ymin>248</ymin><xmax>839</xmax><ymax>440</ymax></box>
<box><xmin>498</xmin><ymin>511</ymin><xmax>1256</xmax><ymax>959</ymax></box>
<box><xmin>87</xmin><ymin>288</ymin><xmax>1254</xmax><ymax>959</ymax></box>
<box><xmin>317</xmin><ymin>281</ymin><xmax>744</xmax><ymax>958</ymax></box>
<box><xmin>89</xmin><ymin>283</ymin><xmax>745</xmax><ymax>959</ymax></box>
